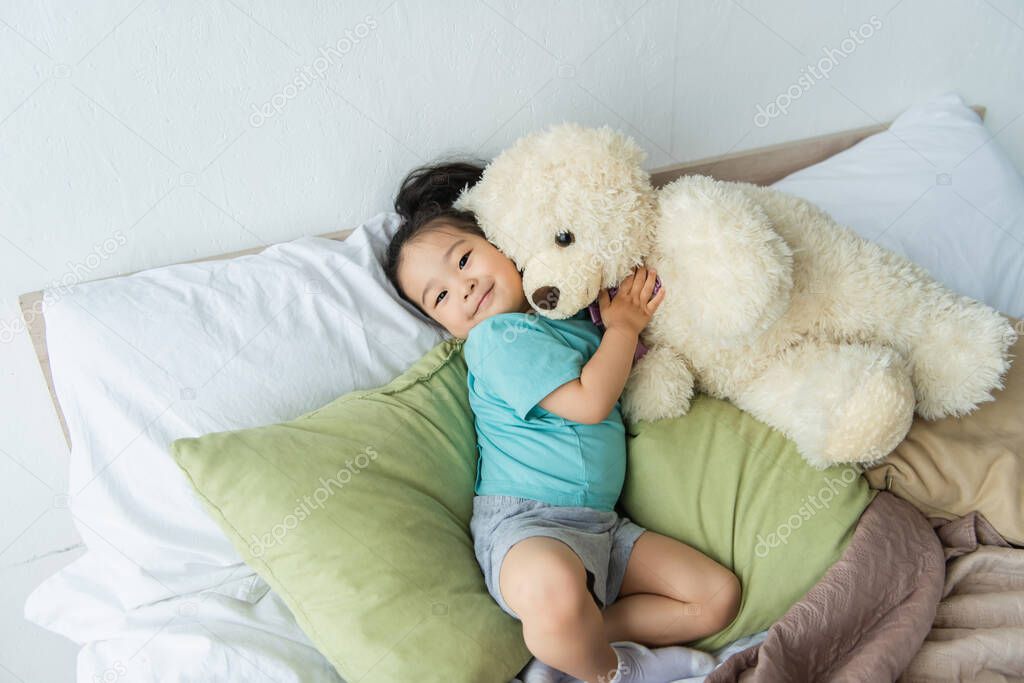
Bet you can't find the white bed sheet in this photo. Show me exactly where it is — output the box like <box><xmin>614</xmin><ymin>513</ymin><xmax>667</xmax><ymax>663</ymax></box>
<box><xmin>29</xmin><ymin>562</ymin><xmax>340</xmax><ymax>682</ymax></box>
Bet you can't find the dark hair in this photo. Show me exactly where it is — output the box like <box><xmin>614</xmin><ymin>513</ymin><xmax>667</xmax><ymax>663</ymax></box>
<box><xmin>384</xmin><ymin>159</ymin><xmax>488</xmax><ymax>320</ymax></box>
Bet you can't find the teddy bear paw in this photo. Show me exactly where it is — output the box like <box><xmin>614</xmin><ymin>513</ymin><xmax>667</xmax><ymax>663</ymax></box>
<box><xmin>621</xmin><ymin>346</ymin><xmax>695</xmax><ymax>424</ymax></box>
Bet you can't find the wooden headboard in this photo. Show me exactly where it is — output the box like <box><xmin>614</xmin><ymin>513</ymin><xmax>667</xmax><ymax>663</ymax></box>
<box><xmin>19</xmin><ymin>105</ymin><xmax>987</xmax><ymax>449</ymax></box>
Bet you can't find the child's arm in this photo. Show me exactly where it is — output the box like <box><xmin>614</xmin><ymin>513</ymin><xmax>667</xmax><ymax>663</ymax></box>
<box><xmin>539</xmin><ymin>266</ymin><xmax>665</xmax><ymax>424</ymax></box>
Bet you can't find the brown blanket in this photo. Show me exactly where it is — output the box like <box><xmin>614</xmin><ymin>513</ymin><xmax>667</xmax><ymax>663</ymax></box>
<box><xmin>707</xmin><ymin>490</ymin><xmax>946</xmax><ymax>682</ymax></box>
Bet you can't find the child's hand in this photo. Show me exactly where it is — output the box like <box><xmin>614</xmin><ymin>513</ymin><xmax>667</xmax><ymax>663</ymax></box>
<box><xmin>597</xmin><ymin>266</ymin><xmax>665</xmax><ymax>337</ymax></box>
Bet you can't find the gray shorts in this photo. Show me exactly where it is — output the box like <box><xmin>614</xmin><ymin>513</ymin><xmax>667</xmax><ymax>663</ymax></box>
<box><xmin>470</xmin><ymin>494</ymin><xmax>647</xmax><ymax>620</ymax></box>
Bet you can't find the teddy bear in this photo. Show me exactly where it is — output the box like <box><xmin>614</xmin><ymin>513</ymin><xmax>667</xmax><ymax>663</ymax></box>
<box><xmin>454</xmin><ymin>123</ymin><xmax>1018</xmax><ymax>469</ymax></box>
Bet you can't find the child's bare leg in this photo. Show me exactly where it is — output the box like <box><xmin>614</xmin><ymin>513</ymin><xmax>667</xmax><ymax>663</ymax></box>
<box><xmin>602</xmin><ymin>531</ymin><xmax>742</xmax><ymax>646</ymax></box>
<box><xmin>500</xmin><ymin>536</ymin><xmax>619</xmax><ymax>683</ymax></box>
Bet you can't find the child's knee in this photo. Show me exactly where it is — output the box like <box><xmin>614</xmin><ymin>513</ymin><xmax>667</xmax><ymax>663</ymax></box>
<box><xmin>710</xmin><ymin>571</ymin><xmax>742</xmax><ymax>628</ymax></box>
<box><xmin>500</xmin><ymin>537</ymin><xmax>590</xmax><ymax>620</ymax></box>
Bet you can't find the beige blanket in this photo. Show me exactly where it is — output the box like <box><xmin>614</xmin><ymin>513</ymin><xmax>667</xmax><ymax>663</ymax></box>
<box><xmin>900</xmin><ymin>512</ymin><xmax>1024</xmax><ymax>682</ymax></box>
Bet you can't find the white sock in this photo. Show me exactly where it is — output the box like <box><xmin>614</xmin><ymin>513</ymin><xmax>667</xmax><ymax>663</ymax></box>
<box><xmin>518</xmin><ymin>656</ymin><xmax>568</xmax><ymax>683</ymax></box>
<box><xmin>587</xmin><ymin>641</ymin><xmax>717</xmax><ymax>683</ymax></box>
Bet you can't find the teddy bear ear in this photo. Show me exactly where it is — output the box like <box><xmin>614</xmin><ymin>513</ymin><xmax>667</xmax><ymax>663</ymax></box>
<box><xmin>452</xmin><ymin>182</ymin><xmax>475</xmax><ymax>213</ymax></box>
<box><xmin>600</xmin><ymin>125</ymin><xmax>647</xmax><ymax>167</ymax></box>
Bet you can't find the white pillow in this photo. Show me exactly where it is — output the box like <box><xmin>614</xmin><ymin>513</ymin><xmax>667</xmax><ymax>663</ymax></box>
<box><xmin>32</xmin><ymin>212</ymin><xmax>446</xmax><ymax>610</ymax></box>
<box><xmin>772</xmin><ymin>92</ymin><xmax>1024</xmax><ymax>318</ymax></box>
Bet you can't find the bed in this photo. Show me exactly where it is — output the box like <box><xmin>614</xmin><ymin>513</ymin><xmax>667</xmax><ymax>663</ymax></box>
<box><xmin>20</xmin><ymin>94</ymin><xmax>1024</xmax><ymax>682</ymax></box>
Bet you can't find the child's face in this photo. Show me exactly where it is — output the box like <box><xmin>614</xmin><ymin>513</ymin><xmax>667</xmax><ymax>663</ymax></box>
<box><xmin>397</xmin><ymin>225</ymin><xmax>532</xmax><ymax>339</ymax></box>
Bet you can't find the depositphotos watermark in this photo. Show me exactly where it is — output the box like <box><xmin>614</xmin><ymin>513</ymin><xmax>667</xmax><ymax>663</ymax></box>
<box><xmin>754</xmin><ymin>15</ymin><xmax>882</xmax><ymax>128</ymax></box>
<box><xmin>753</xmin><ymin>465</ymin><xmax>860</xmax><ymax>558</ymax></box>
<box><xmin>249</xmin><ymin>15</ymin><xmax>379</xmax><ymax>128</ymax></box>
<box><xmin>1</xmin><ymin>230</ymin><xmax>128</xmax><ymax>345</ymax></box>
<box><xmin>91</xmin><ymin>660</ymin><xmax>127</xmax><ymax>683</ymax></box>
<box><xmin>247</xmin><ymin>445</ymin><xmax>379</xmax><ymax>557</ymax></box>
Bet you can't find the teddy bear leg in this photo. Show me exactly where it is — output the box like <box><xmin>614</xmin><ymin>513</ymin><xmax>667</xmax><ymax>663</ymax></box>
<box><xmin>821</xmin><ymin>346</ymin><xmax>917</xmax><ymax>469</ymax></box>
<box><xmin>905</xmin><ymin>300</ymin><xmax>1018</xmax><ymax>420</ymax></box>
<box><xmin>731</xmin><ymin>341</ymin><xmax>916</xmax><ymax>470</ymax></box>
<box><xmin>620</xmin><ymin>345</ymin><xmax>696</xmax><ymax>425</ymax></box>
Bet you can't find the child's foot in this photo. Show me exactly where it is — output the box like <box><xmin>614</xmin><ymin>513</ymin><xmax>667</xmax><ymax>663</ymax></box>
<box><xmin>518</xmin><ymin>656</ymin><xmax>568</xmax><ymax>683</ymax></box>
<box><xmin>569</xmin><ymin>640</ymin><xmax>717</xmax><ymax>683</ymax></box>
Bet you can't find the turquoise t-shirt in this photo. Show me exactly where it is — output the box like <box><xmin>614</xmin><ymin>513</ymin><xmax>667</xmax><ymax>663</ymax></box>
<box><xmin>462</xmin><ymin>310</ymin><xmax>627</xmax><ymax>511</ymax></box>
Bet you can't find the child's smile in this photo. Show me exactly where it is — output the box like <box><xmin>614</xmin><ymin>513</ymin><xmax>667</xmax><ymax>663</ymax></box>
<box><xmin>474</xmin><ymin>283</ymin><xmax>494</xmax><ymax>314</ymax></box>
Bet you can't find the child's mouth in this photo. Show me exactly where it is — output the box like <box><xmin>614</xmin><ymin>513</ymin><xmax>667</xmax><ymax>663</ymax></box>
<box><xmin>475</xmin><ymin>285</ymin><xmax>493</xmax><ymax>315</ymax></box>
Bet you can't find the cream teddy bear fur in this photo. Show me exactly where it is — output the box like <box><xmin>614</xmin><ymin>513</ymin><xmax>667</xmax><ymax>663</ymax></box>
<box><xmin>455</xmin><ymin>123</ymin><xmax>1018</xmax><ymax>469</ymax></box>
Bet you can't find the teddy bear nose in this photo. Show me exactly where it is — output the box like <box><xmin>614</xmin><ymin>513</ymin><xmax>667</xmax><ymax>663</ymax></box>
<box><xmin>532</xmin><ymin>286</ymin><xmax>560</xmax><ymax>310</ymax></box>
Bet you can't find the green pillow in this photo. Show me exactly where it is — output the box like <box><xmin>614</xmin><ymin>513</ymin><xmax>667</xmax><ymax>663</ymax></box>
<box><xmin>173</xmin><ymin>338</ymin><xmax>877</xmax><ymax>680</ymax></box>
<box><xmin>171</xmin><ymin>339</ymin><xmax>532</xmax><ymax>683</ymax></box>
<box><xmin>620</xmin><ymin>395</ymin><xmax>878</xmax><ymax>652</ymax></box>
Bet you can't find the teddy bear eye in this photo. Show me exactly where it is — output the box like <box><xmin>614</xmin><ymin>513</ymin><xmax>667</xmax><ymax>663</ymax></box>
<box><xmin>555</xmin><ymin>231</ymin><xmax>575</xmax><ymax>247</ymax></box>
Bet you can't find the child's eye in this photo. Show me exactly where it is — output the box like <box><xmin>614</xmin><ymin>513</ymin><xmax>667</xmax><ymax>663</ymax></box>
<box><xmin>434</xmin><ymin>250</ymin><xmax>473</xmax><ymax>305</ymax></box>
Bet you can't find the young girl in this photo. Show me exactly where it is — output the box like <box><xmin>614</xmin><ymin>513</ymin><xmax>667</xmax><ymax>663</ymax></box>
<box><xmin>384</xmin><ymin>161</ymin><xmax>742</xmax><ymax>683</ymax></box>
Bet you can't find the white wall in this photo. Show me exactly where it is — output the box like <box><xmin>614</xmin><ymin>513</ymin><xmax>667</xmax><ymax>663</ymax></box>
<box><xmin>1</xmin><ymin>0</ymin><xmax>1022</xmax><ymax>679</ymax></box>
